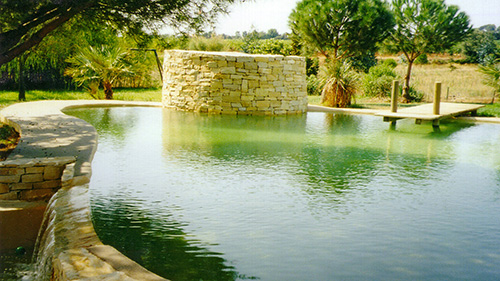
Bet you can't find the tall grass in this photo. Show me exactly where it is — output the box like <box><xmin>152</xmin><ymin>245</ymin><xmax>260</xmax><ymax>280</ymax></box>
<box><xmin>395</xmin><ymin>64</ymin><xmax>495</xmax><ymax>102</ymax></box>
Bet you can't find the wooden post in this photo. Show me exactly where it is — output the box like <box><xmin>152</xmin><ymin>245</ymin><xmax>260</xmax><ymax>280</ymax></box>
<box><xmin>389</xmin><ymin>80</ymin><xmax>399</xmax><ymax>129</ymax></box>
<box><xmin>433</xmin><ymin>82</ymin><xmax>441</xmax><ymax>115</ymax></box>
<box><xmin>391</xmin><ymin>80</ymin><xmax>399</xmax><ymax>113</ymax></box>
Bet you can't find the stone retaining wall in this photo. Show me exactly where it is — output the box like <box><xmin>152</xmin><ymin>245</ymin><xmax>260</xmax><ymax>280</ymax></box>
<box><xmin>0</xmin><ymin>157</ymin><xmax>75</xmax><ymax>201</ymax></box>
<box><xmin>162</xmin><ymin>50</ymin><xmax>308</xmax><ymax>115</ymax></box>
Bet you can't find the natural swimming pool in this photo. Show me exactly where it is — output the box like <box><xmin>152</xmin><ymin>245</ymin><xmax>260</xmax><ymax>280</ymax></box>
<box><xmin>66</xmin><ymin>107</ymin><xmax>500</xmax><ymax>281</ymax></box>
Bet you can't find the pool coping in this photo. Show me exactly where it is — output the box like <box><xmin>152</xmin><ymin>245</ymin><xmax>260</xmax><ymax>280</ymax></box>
<box><xmin>0</xmin><ymin>100</ymin><xmax>166</xmax><ymax>280</ymax></box>
<box><xmin>1</xmin><ymin>100</ymin><xmax>499</xmax><ymax>280</ymax></box>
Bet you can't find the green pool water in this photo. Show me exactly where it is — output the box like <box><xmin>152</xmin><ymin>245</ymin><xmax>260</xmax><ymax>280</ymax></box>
<box><xmin>66</xmin><ymin>107</ymin><xmax>500</xmax><ymax>281</ymax></box>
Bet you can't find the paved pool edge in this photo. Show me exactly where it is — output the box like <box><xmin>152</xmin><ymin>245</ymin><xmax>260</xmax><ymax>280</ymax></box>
<box><xmin>0</xmin><ymin>100</ymin><xmax>167</xmax><ymax>280</ymax></box>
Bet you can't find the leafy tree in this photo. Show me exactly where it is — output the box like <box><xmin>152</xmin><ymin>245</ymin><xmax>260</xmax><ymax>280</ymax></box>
<box><xmin>388</xmin><ymin>0</ymin><xmax>471</xmax><ymax>102</ymax></box>
<box><xmin>263</xmin><ymin>29</ymin><xmax>280</xmax><ymax>39</ymax></box>
<box><xmin>288</xmin><ymin>0</ymin><xmax>394</xmax><ymax>60</ymax></box>
<box><xmin>288</xmin><ymin>0</ymin><xmax>393</xmax><ymax>107</ymax></box>
<box><xmin>461</xmin><ymin>29</ymin><xmax>499</xmax><ymax>65</ymax></box>
<box><xmin>0</xmin><ymin>0</ymin><xmax>241</xmax><ymax>67</ymax></box>
<box><xmin>65</xmin><ymin>46</ymin><xmax>132</xmax><ymax>100</ymax></box>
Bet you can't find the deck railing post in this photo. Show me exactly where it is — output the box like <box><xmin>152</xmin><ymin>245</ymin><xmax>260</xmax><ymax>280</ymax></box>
<box><xmin>391</xmin><ymin>80</ymin><xmax>399</xmax><ymax>113</ymax></box>
<box><xmin>433</xmin><ymin>82</ymin><xmax>442</xmax><ymax>115</ymax></box>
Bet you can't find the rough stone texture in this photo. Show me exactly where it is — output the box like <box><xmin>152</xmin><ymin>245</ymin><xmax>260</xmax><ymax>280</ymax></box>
<box><xmin>0</xmin><ymin>157</ymin><xmax>76</xmax><ymax>201</ymax></box>
<box><xmin>0</xmin><ymin>183</ymin><xmax>8</xmax><ymax>193</ymax></box>
<box><xmin>40</xmin><ymin>185</ymin><xmax>168</xmax><ymax>280</ymax></box>
<box><xmin>162</xmin><ymin>50</ymin><xmax>308</xmax><ymax>115</ymax></box>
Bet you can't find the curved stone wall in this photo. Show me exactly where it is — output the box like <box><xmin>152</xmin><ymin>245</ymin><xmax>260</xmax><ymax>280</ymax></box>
<box><xmin>162</xmin><ymin>50</ymin><xmax>308</xmax><ymax>115</ymax></box>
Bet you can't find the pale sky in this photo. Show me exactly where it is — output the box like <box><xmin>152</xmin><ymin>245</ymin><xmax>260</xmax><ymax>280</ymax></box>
<box><xmin>214</xmin><ymin>0</ymin><xmax>500</xmax><ymax>35</ymax></box>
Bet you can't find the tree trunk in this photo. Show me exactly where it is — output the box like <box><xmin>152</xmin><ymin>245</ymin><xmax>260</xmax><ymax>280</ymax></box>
<box><xmin>402</xmin><ymin>58</ymin><xmax>415</xmax><ymax>103</ymax></box>
<box><xmin>103</xmin><ymin>81</ymin><xmax>113</xmax><ymax>100</ymax></box>
<box><xmin>18</xmin><ymin>56</ymin><xmax>26</xmax><ymax>101</ymax></box>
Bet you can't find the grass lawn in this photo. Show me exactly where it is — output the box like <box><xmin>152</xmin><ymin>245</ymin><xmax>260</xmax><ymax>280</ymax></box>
<box><xmin>0</xmin><ymin>88</ymin><xmax>162</xmax><ymax>109</ymax></box>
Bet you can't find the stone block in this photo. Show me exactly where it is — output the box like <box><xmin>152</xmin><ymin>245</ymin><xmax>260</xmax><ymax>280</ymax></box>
<box><xmin>207</xmin><ymin>61</ymin><xmax>218</xmax><ymax>68</ymax></box>
<box><xmin>0</xmin><ymin>191</ymin><xmax>18</xmax><ymax>200</ymax></box>
<box><xmin>259</xmin><ymin>68</ymin><xmax>272</xmax><ymax>74</ymax></box>
<box><xmin>257</xmin><ymin>62</ymin><xmax>268</xmax><ymax>68</ymax></box>
<box><xmin>0</xmin><ymin>183</ymin><xmax>9</xmax><ymax>193</ymax></box>
<box><xmin>22</xmin><ymin>174</ymin><xmax>44</xmax><ymax>183</ymax></box>
<box><xmin>223</xmin><ymin>84</ymin><xmax>240</xmax><ymax>91</ymax></box>
<box><xmin>34</xmin><ymin>180</ymin><xmax>62</xmax><ymax>189</ymax></box>
<box><xmin>44</xmin><ymin>166</ymin><xmax>65</xmax><ymax>180</ymax></box>
<box><xmin>10</xmin><ymin>182</ymin><xmax>33</xmax><ymax>190</ymax></box>
<box><xmin>245</xmin><ymin>62</ymin><xmax>258</xmax><ymax>70</ymax></box>
<box><xmin>273</xmin><ymin>81</ymin><xmax>284</xmax><ymax>87</ymax></box>
<box><xmin>236</xmin><ymin>56</ymin><xmax>254</xmax><ymax>63</ymax></box>
<box><xmin>270</xmin><ymin>101</ymin><xmax>282</xmax><ymax>107</ymax></box>
<box><xmin>221</xmin><ymin>95</ymin><xmax>241</xmax><ymax>103</ymax></box>
<box><xmin>0</xmin><ymin>175</ymin><xmax>21</xmax><ymax>184</ymax></box>
<box><xmin>221</xmin><ymin>66</ymin><xmax>236</xmax><ymax>74</ymax></box>
<box><xmin>0</xmin><ymin>168</ymin><xmax>24</xmax><ymax>176</ymax></box>
<box><xmin>255</xmin><ymin>56</ymin><xmax>272</xmax><ymax>62</ymax></box>
<box><xmin>248</xmin><ymin>80</ymin><xmax>260</xmax><ymax>88</ymax></box>
<box><xmin>255</xmin><ymin>88</ymin><xmax>268</xmax><ymax>96</ymax></box>
<box><xmin>211</xmin><ymin>81</ymin><xmax>223</xmax><ymax>89</ymax></box>
<box><xmin>242</xmin><ymin>80</ymin><xmax>249</xmax><ymax>92</ymax></box>
<box><xmin>256</xmin><ymin>101</ymin><xmax>271</xmax><ymax>108</ymax></box>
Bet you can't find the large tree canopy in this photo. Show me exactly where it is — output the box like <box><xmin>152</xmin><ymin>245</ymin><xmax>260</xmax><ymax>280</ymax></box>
<box><xmin>288</xmin><ymin>0</ymin><xmax>394</xmax><ymax>60</ymax></box>
<box><xmin>388</xmin><ymin>0</ymin><xmax>471</xmax><ymax>101</ymax></box>
<box><xmin>0</xmin><ymin>0</ymin><xmax>241</xmax><ymax>66</ymax></box>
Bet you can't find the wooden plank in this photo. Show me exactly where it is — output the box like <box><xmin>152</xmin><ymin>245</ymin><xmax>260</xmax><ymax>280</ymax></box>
<box><xmin>377</xmin><ymin>102</ymin><xmax>484</xmax><ymax>122</ymax></box>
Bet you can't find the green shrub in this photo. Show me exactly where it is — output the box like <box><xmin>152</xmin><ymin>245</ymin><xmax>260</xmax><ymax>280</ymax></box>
<box><xmin>187</xmin><ymin>36</ymin><xmax>227</xmax><ymax>51</ymax></box>
<box><xmin>415</xmin><ymin>53</ymin><xmax>428</xmax><ymax>64</ymax></box>
<box><xmin>243</xmin><ymin>39</ymin><xmax>294</xmax><ymax>56</ymax></box>
<box><xmin>362</xmin><ymin>64</ymin><xmax>398</xmax><ymax>97</ymax></box>
<box><xmin>382</xmin><ymin>58</ymin><xmax>398</xmax><ymax>68</ymax></box>
<box><xmin>401</xmin><ymin>85</ymin><xmax>424</xmax><ymax>102</ymax></box>
<box><xmin>306</xmin><ymin>57</ymin><xmax>319</xmax><ymax>76</ymax></box>
<box><xmin>307</xmin><ymin>74</ymin><xmax>322</xmax><ymax>96</ymax></box>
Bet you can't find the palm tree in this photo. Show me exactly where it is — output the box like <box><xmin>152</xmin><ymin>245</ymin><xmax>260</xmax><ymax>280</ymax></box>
<box><xmin>65</xmin><ymin>45</ymin><xmax>132</xmax><ymax>99</ymax></box>
<box><xmin>479</xmin><ymin>61</ymin><xmax>500</xmax><ymax>103</ymax></box>
<box><xmin>319</xmin><ymin>60</ymin><xmax>358</xmax><ymax>108</ymax></box>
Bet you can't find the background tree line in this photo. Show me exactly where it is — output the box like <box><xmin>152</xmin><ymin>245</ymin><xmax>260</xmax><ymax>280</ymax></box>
<box><xmin>1</xmin><ymin>0</ymin><xmax>500</xmax><ymax>105</ymax></box>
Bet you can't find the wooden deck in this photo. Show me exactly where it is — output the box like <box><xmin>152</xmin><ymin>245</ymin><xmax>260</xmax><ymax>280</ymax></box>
<box><xmin>376</xmin><ymin>102</ymin><xmax>484</xmax><ymax>126</ymax></box>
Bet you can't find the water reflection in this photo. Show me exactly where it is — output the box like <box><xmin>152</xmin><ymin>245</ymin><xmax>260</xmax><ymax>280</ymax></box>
<box><xmin>65</xmin><ymin>107</ymin><xmax>500</xmax><ymax>281</ymax></box>
<box><xmin>91</xmin><ymin>197</ymin><xmax>248</xmax><ymax>281</ymax></box>
<box><xmin>65</xmin><ymin>107</ymin><xmax>139</xmax><ymax>146</ymax></box>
